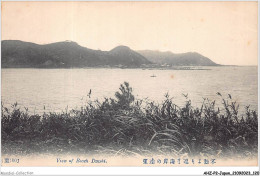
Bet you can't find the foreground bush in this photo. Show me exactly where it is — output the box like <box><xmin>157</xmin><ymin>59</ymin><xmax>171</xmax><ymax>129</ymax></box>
<box><xmin>1</xmin><ymin>82</ymin><xmax>258</xmax><ymax>158</ymax></box>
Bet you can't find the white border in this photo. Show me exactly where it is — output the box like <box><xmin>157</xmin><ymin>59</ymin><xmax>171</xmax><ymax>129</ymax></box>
<box><xmin>1</xmin><ymin>166</ymin><xmax>259</xmax><ymax>175</ymax></box>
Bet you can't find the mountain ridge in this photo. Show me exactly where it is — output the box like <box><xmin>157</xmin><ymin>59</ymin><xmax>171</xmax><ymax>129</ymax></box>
<box><xmin>137</xmin><ymin>50</ymin><xmax>218</xmax><ymax>66</ymax></box>
<box><xmin>1</xmin><ymin>40</ymin><xmax>151</xmax><ymax>68</ymax></box>
<box><xmin>1</xmin><ymin>40</ymin><xmax>218</xmax><ymax>68</ymax></box>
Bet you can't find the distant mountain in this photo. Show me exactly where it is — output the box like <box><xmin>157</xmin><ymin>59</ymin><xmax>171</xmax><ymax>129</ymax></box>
<box><xmin>109</xmin><ymin>46</ymin><xmax>150</xmax><ymax>66</ymax></box>
<box><xmin>2</xmin><ymin>40</ymin><xmax>218</xmax><ymax>68</ymax></box>
<box><xmin>1</xmin><ymin>40</ymin><xmax>151</xmax><ymax>68</ymax></box>
<box><xmin>137</xmin><ymin>50</ymin><xmax>218</xmax><ymax>66</ymax></box>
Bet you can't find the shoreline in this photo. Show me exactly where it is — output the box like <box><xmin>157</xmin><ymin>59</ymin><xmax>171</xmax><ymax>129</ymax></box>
<box><xmin>1</xmin><ymin>65</ymin><xmax>257</xmax><ymax>70</ymax></box>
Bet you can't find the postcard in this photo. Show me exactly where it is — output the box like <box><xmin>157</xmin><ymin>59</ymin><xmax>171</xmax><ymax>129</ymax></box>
<box><xmin>1</xmin><ymin>1</ymin><xmax>259</xmax><ymax>175</ymax></box>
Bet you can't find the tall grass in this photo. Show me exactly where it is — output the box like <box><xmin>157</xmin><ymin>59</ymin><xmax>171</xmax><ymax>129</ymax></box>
<box><xmin>1</xmin><ymin>82</ymin><xmax>258</xmax><ymax>158</ymax></box>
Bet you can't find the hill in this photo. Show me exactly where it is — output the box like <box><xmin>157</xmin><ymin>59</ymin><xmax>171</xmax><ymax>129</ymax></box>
<box><xmin>138</xmin><ymin>50</ymin><xmax>218</xmax><ymax>66</ymax></box>
<box><xmin>1</xmin><ymin>40</ymin><xmax>151</xmax><ymax>68</ymax></box>
<box><xmin>2</xmin><ymin>40</ymin><xmax>218</xmax><ymax>68</ymax></box>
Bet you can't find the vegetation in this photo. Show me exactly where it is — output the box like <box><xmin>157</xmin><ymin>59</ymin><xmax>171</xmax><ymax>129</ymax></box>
<box><xmin>1</xmin><ymin>82</ymin><xmax>258</xmax><ymax>158</ymax></box>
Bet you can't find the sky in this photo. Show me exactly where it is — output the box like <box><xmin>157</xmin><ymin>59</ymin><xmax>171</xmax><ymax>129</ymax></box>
<box><xmin>1</xmin><ymin>1</ymin><xmax>258</xmax><ymax>65</ymax></box>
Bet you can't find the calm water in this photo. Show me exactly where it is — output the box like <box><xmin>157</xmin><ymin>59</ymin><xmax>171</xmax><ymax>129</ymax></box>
<box><xmin>1</xmin><ymin>66</ymin><xmax>258</xmax><ymax>115</ymax></box>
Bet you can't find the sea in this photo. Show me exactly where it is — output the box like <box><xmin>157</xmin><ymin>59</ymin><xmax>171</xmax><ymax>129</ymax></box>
<box><xmin>1</xmin><ymin>66</ymin><xmax>258</xmax><ymax>115</ymax></box>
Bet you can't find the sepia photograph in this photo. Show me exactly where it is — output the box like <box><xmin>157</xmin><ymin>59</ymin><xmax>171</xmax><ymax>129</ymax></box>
<box><xmin>1</xmin><ymin>0</ymin><xmax>258</xmax><ymax>173</ymax></box>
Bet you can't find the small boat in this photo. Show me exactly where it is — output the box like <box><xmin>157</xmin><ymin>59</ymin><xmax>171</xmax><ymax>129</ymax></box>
<box><xmin>150</xmin><ymin>74</ymin><xmax>156</xmax><ymax>77</ymax></box>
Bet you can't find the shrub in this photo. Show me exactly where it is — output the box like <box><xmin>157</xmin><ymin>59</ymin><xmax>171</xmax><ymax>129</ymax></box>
<box><xmin>1</xmin><ymin>82</ymin><xmax>258</xmax><ymax>158</ymax></box>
